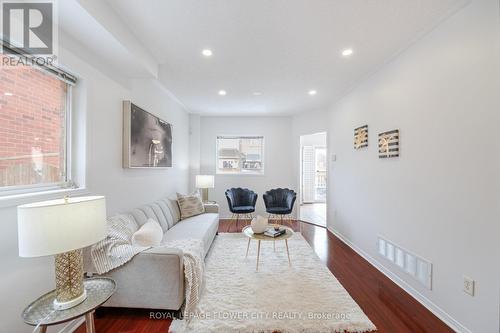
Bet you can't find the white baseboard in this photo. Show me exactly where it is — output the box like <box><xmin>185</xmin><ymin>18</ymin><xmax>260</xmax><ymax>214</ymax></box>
<box><xmin>327</xmin><ymin>226</ymin><xmax>472</xmax><ymax>333</ymax></box>
<box><xmin>58</xmin><ymin>318</ymin><xmax>85</xmax><ymax>333</ymax></box>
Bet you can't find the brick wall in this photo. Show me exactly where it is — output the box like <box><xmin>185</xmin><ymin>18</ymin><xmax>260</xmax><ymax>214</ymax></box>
<box><xmin>0</xmin><ymin>57</ymin><xmax>67</xmax><ymax>187</ymax></box>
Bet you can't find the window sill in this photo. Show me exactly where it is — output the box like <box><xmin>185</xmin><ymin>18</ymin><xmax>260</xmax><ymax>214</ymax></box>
<box><xmin>0</xmin><ymin>187</ymin><xmax>91</xmax><ymax>209</ymax></box>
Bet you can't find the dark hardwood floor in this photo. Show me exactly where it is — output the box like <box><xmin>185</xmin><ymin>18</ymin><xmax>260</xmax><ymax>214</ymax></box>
<box><xmin>76</xmin><ymin>219</ymin><xmax>453</xmax><ymax>333</ymax></box>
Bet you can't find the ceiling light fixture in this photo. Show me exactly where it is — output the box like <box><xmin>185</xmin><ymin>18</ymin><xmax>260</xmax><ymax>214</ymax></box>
<box><xmin>218</xmin><ymin>90</ymin><xmax>227</xmax><ymax>96</ymax></box>
<box><xmin>253</xmin><ymin>92</ymin><xmax>262</xmax><ymax>96</ymax></box>
<box><xmin>4</xmin><ymin>92</ymin><xmax>13</xmax><ymax>96</ymax></box>
<box><xmin>202</xmin><ymin>49</ymin><xmax>213</xmax><ymax>57</ymax></box>
<box><xmin>308</xmin><ymin>90</ymin><xmax>317</xmax><ymax>96</ymax></box>
<box><xmin>341</xmin><ymin>48</ymin><xmax>354</xmax><ymax>57</ymax></box>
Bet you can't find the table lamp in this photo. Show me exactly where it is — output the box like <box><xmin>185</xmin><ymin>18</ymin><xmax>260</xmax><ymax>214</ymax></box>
<box><xmin>195</xmin><ymin>175</ymin><xmax>215</xmax><ymax>202</ymax></box>
<box><xmin>17</xmin><ymin>196</ymin><xmax>106</xmax><ymax>310</ymax></box>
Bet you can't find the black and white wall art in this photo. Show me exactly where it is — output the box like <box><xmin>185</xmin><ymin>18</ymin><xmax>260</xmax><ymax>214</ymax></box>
<box><xmin>354</xmin><ymin>125</ymin><xmax>368</xmax><ymax>149</ymax></box>
<box><xmin>378</xmin><ymin>129</ymin><xmax>399</xmax><ymax>158</ymax></box>
<box><xmin>123</xmin><ymin>101</ymin><xmax>172</xmax><ymax>168</ymax></box>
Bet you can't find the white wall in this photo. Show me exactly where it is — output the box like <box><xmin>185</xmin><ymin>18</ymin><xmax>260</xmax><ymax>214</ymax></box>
<box><xmin>291</xmin><ymin>110</ymin><xmax>329</xmax><ymax>138</ymax></box>
<box><xmin>86</xmin><ymin>75</ymin><xmax>190</xmax><ymax>214</ymax></box>
<box><xmin>199</xmin><ymin>116</ymin><xmax>295</xmax><ymax>218</ymax></box>
<box><xmin>327</xmin><ymin>1</ymin><xmax>500</xmax><ymax>332</ymax></box>
<box><xmin>0</xmin><ymin>46</ymin><xmax>190</xmax><ymax>332</ymax></box>
<box><xmin>188</xmin><ymin>114</ymin><xmax>201</xmax><ymax>191</ymax></box>
<box><xmin>300</xmin><ymin>132</ymin><xmax>327</xmax><ymax>147</ymax></box>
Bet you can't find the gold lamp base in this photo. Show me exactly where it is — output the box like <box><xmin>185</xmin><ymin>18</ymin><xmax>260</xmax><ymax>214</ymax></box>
<box><xmin>201</xmin><ymin>188</ymin><xmax>209</xmax><ymax>202</ymax></box>
<box><xmin>54</xmin><ymin>249</ymin><xmax>87</xmax><ymax>310</ymax></box>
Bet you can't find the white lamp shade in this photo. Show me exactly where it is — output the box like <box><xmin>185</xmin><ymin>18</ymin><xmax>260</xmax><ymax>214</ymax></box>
<box><xmin>17</xmin><ymin>196</ymin><xmax>107</xmax><ymax>257</ymax></box>
<box><xmin>195</xmin><ymin>175</ymin><xmax>215</xmax><ymax>188</ymax></box>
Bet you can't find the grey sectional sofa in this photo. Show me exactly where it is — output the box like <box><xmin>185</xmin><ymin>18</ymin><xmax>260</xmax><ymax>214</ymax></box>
<box><xmin>83</xmin><ymin>197</ymin><xmax>219</xmax><ymax>311</ymax></box>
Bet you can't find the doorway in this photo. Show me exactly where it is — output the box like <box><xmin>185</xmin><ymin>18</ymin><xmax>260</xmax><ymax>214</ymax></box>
<box><xmin>299</xmin><ymin>132</ymin><xmax>327</xmax><ymax>227</ymax></box>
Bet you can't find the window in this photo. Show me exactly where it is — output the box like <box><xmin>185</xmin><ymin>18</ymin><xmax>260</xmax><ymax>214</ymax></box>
<box><xmin>216</xmin><ymin>136</ymin><xmax>264</xmax><ymax>175</ymax></box>
<box><xmin>0</xmin><ymin>55</ymin><xmax>75</xmax><ymax>195</ymax></box>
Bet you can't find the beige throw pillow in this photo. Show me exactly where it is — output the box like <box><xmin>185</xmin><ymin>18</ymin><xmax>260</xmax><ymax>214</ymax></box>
<box><xmin>177</xmin><ymin>191</ymin><xmax>205</xmax><ymax>219</ymax></box>
<box><xmin>131</xmin><ymin>218</ymin><xmax>163</xmax><ymax>247</ymax></box>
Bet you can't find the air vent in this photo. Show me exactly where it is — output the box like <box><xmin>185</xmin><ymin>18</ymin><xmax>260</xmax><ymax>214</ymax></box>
<box><xmin>378</xmin><ymin>237</ymin><xmax>432</xmax><ymax>290</ymax></box>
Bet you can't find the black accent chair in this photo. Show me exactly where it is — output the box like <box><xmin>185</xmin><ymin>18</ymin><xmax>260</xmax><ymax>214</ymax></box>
<box><xmin>263</xmin><ymin>188</ymin><xmax>297</xmax><ymax>225</ymax></box>
<box><xmin>225</xmin><ymin>188</ymin><xmax>258</xmax><ymax>228</ymax></box>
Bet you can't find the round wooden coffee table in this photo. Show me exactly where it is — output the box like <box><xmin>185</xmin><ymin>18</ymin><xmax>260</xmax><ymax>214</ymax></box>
<box><xmin>242</xmin><ymin>224</ymin><xmax>294</xmax><ymax>271</ymax></box>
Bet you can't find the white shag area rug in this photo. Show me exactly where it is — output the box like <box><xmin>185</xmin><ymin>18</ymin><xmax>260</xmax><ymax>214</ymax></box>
<box><xmin>169</xmin><ymin>232</ymin><xmax>376</xmax><ymax>333</ymax></box>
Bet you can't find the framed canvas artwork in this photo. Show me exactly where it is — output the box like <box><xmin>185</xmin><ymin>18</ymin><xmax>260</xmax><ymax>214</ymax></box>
<box><xmin>123</xmin><ymin>101</ymin><xmax>172</xmax><ymax>168</ymax></box>
<box><xmin>378</xmin><ymin>129</ymin><xmax>399</xmax><ymax>158</ymax></box>
<box><xmin>354</xmin><ymin>125</ymin><xmax>368</xmax><ymax>149</ymax></box>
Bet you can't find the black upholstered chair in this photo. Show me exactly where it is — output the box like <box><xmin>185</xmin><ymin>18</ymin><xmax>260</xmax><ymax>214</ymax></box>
<box><xmin>225</xmin><ymin>188</ymin><xmax>258</xmax><ymax>228</ymax></box>
<box><xmin>263</xmin><ymin>188</ymin><xmax>297</xmax><ymax>225</ymax></box>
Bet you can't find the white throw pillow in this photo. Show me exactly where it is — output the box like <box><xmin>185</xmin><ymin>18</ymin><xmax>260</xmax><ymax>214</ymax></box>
<box><xmin>131</xmin><ymin>218</ymin><xmax>163</xmax><ymax>247</ymax></box>
<box><xmin>177</xmin><ymin>190</ymin><xmax>205</xmax><ymax>219</ymax></box>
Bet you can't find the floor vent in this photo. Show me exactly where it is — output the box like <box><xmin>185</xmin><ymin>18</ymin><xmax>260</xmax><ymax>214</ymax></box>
<box><xmin>377</xmin><ymin>236</ymin><xmax>432</xmax><ymax>290</ymax></box>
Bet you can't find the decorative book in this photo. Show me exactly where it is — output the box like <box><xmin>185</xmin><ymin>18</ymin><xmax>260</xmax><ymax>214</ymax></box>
<box><xmin>264</xmin><ymin>227</ymin><xmax>286</xmax><ymax>238</ymax></box>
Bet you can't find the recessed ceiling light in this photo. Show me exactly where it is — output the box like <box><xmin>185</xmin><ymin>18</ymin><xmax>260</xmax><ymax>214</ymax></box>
<box><xmin>308</xmin><ymin>90</ymin><xmax>317</xmax><ymax>95</ymax></box>
<box><xmin>4</xmin><ymin>92</ymin><xmax>13</xmax><ymax>96</ymax></box>
<box><xmin>202</xmin><ymin>49</ymin><xmax>213</xmax><ymax>57</ymax></box>
<box><xmin>253</xmin><ymin>92</ymin><xmax>262</xmax><ymax>96</ymax></box>
<box><xmin>218</xmin><ymin>90</ymin><xmax>227</xmax><ymax>96</ymax></box>
<box><xmin>341</xmin><ymin>48</ymin><xmax>353</xmax><ymax>57</ymax></box>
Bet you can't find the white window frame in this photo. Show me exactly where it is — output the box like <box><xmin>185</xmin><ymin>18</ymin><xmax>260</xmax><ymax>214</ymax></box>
<box><xmin>216</xmin><ymin>135</ymin><xmax>265</xmax><ymax>175</ymax></box>
<box><xmin>0</xmin><ymin>62</ymin><xmax>77</xmax><ymax>198</ymax></box>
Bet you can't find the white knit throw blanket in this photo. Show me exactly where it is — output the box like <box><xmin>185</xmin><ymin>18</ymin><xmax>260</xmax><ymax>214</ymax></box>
<box><xmin>164</xmin><ymin>239</ymin><xmax>205</xmax><ymax>317</ymax></box>
<box><xmin>91</xmin><ymin>214</ymin><xmax>148</xmax><ymax>274</ymax></box>
<box><xmin>168</xmin><ymin>240</ymin><xmax>205</xmax><ymax>333</ymax></box>
<box><xmin>91</xmin><ymin>214</ymin><xmax>205</xmax><ymax>317</ymax></box>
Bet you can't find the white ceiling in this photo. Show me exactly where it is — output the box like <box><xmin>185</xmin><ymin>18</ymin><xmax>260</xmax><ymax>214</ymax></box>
<box><xmin>81</xmin><ymin>0</ymin><xmax>466</xmax><ymax>115</ymax></box>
